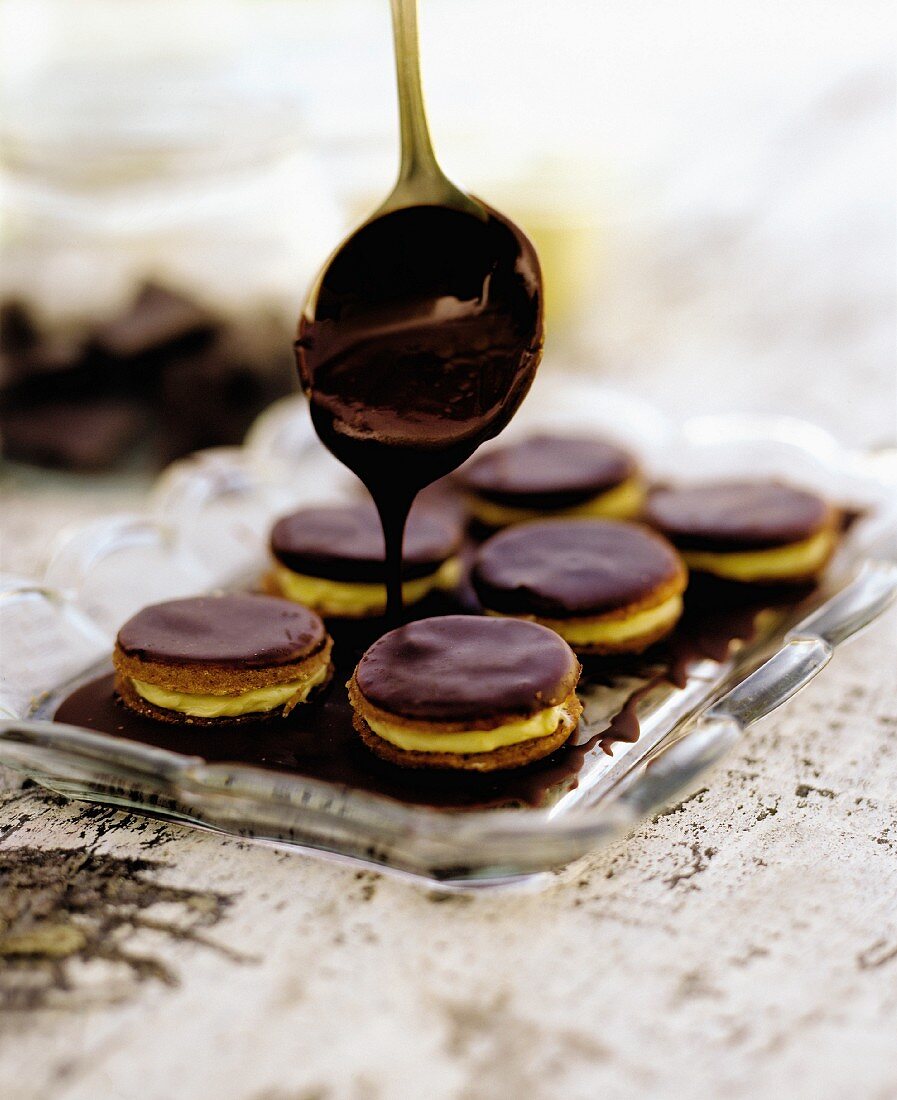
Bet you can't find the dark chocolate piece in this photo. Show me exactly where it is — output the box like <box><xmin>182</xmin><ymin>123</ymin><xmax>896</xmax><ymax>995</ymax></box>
<box><xmin>0</xmin><ymin>310</ymin><xmax>98</xmax><ymax>394</ymax></box>
<box><xmin>472</xmin><ymin>520</ymin><xmax>683</xmax><ymax>618</ymax></box>
<box><xmin>271</xmin><ymin>503</ymin><xmax>462</xmax><ymax>583</ymax></box>
<box><xmin>354</xmin><ymin>615</ymin><xmax>577</xmax><ymax>722</ymax></box>
<box><xmin>93</xmin><ymin>282</ymin><xmax>218</xmax><ymax>359</ymax></box>
<box><xmin>0</xmin><ymin>301</ymin><xmax>38</xmax><ymax>355</ymax></box>
<box><xmin>0</xmin><ymin>286</ymin><xmax>295</xmax><ymax>472</ymax></box>
<box><xmin>645</xmin><ymin>482</ymin><xmax>832</xmax><ymax>551</ymax></box>
<box><xmin>297</xmin><ymin>203</ymin><xmax>542</xmax><ymax>618</ymax></box>
<box><xmin>158</xmin><ymin>323</ymin><xmax>294</xmax><ymax>462</ymax></box>
<box><xmin>0</xmin><ymin>399</ymin><xmax>146</xmax><ymax>470</ymax></box>
<box><xmin>117</xmin><ymin>594</ymin><xmax>326</xmax><ymax>668</ymax></box>
<box><xmin>460</xmin><ymin>434</ymin><xmax>635</xmax><ymax>509</ymax></box>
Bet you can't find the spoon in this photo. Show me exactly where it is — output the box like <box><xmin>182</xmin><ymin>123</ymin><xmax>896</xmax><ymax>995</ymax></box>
<box><xmin>296</xmin><ymin>0</ymin><xmax>544</xmax><ymax>620</ymax></box>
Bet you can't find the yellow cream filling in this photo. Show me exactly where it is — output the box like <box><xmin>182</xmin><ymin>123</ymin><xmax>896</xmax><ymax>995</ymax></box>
<box><xmin>539</xmin><ymin>593</ymin><xmax>684</xmax><ymax>647</ymax></box>
<box><xmin>131</xmin><ymin>662</ymin><xmax>329</xmax><ymax>718</ymax></box>
<box><xmin>681</xmin><ymin>529</ymin><xmax>835</xmax><ymax>582</ymax></box>
<box><xmin>489</xmin><ymin>593</ymin><xmax>683</xmax><ymax>647</ymax></box>
<box><xmin>366</xmin><ymin>703</ymin><xmax>566</xmax><ymax>754</ymax></box>
<box><xmin>273</xmin><ymin>557</ymin><xmax>461</xmax><ymax>617</ymax></box>
<box><xmin>466</xmin><ymin>476</ymin><xmax>645</xmax><ymax>527</ymax></box>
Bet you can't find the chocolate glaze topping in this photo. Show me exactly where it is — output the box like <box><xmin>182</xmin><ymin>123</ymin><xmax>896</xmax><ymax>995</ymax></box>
<box><xmin>354</xmin><ymin>615</ymin><xmax>578</xmax><ymax>723</ymax></box>
<box><xmin>117</xmin><ymin>594</ymin><xmax>326</xmax><ymax>668</ymax></box>
<box><xmin>297</xmin><ymin>204</ymin><xmax>542</xmax><ymax>618</ymax></box>
<box><xmin>461</xmin><ymin>434</ymin><xmax>636</xmax><ymax>510</ymax></box>
<box><xmin>472</xmin><ymin>520</ymin><xmax>684</xmax><ymax>618</ymax></box>
<box><xmin>646</xmin><ymin>482</ymin><xmax>832</xmax><ymax>551</ymax></box>
<box><xmin>270</xmin><ymin>503</ymin><xmax>461</xmax><ymax>583</ymax></box>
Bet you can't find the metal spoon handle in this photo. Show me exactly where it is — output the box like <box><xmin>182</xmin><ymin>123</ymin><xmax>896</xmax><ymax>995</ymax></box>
<box><xmin>390</xmin><ymin>0</ymin><xmax>439</xmax><ymax>185</ymax></box>
<box><xmin>384</xmin><ymin>0</ymin><xmax>483</xmax><ymax>216</ymax></box>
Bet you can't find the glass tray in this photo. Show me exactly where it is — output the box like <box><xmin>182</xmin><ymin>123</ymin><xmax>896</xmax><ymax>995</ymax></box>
<box><xmin>2</xmin><ymin>377</ymin><xmax>896</xmax><ymax>888</ymax></box>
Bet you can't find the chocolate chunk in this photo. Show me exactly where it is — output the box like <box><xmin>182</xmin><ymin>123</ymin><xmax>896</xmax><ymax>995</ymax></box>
<box><xmin>0</xmin><ymin>301</ymin><xmax>38</xmax><ymax>355</ymax></box>
<box><xmin>93</xmin><ymin>282</ymin><xmax>218</xmax><ymax>359</ymax></box>
<box><xmin>0</xmin><ymin>304</ymin><xmax>88</xmax><ymax>391</ymax></box>
<box><xmin>0</xmin><ymin>399</ymin><xmax>147</xmax><ymax>470</ymax></box>
<box><xmin>157</xmin><ymin>324</ymin><xmax>294</xmax><ymax>461</ymax></box>
<box><xmin>0</xmin><ymin>286</ymin><xmax>292</xmax><ymax>472</ymax></box>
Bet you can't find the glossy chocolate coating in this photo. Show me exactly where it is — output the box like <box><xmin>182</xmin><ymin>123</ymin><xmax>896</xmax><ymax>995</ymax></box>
<box><xmin>646</xmin><ymin>482</ymin><xmax>832</xmax><ymax>551</ymax></box>
<box><xmin>354</xmin><ymin>615</ymin><xmax>577</xmax><ymax>722</ymax></box>
<box><xmin>117</xmin><ymin>594</ymin><xmax>326</xmax><ymax>668</ymax></box>
<box><xmin>296</xmin><ymin>204</ymin><xmax>542</xmax><ymax>617</ymax></box>
<box><xmin>271</xmin><ymin>503</ymin><xmax>461</xmax><ymax>583</ymax></box>
<box><xmin>460</xmin><ymin>434</ymin><xmax>635</xmax><ymax>509</ymax></box>
<box><xmin>472</xmin><ymin>520</ymin><xmax>683</xmax><ymax>617</ymax></box>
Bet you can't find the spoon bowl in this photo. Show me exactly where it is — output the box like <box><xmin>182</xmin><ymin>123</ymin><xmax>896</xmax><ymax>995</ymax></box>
<box><xmin>299</xmin><ymin>202</ymin><xmax>542</xmax><ymax>472</ymax></box>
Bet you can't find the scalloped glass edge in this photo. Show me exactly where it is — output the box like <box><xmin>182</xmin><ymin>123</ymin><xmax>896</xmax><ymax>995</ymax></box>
<box><xmin>0</xmin><ymin>378</ymin><xmax>895</xmax><ymax>888</ymax></box>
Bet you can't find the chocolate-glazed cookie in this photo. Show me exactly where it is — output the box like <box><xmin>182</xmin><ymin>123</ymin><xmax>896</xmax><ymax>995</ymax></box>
<box><xmin>348</xmin><ymin>615</ymin><xmax>582</xmax><ymax>771</ymax></box>
<box><xmin>268</xmin><ymin>503</ymin><xmax>462</xmax><ymax>618</ymax></box>
<box><xmin>472</xmin><ymin>519</ymin><xmax>687</xmax><ymax>655</ymax></box>
<box><xmin>645</xmin><ymin>482</ymin><xmax>839</xmax><ymax>583</ymax></box>
<box><xmin>459</xmin><ymin>434</ymin><xmax>644</xmax><ymax>527</ymax></box>
<box><xmin>114</xmin><ymin>594</ymin><xmax>333</xmax><ymax>724</ymax></box>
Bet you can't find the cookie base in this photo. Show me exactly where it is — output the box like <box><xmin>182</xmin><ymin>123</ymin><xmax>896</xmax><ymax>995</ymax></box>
<box><xmin>114</xmin><ymin>668</ymin><xmax>332</xmax><ymax>726</ymax></box>
<box><xmin>557</xmin><ymin>614</ymin><xmax>680</xmax><ymax>656</ymax></box>
<box><xmin>353</xmin><ymin>695</ymin><xmax>583</xmax><ymax>772</ymax></box>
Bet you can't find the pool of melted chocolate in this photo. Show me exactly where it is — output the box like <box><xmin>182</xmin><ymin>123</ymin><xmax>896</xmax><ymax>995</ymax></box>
<box><xmin>296</xmin><ymin>204</ymin><xmax>543</xmax><ymax>618</ymax></box>
<box><xmin>54</xmin><ymin>575</ymin><xmax>814</xmax><ymax>811</ymax></box>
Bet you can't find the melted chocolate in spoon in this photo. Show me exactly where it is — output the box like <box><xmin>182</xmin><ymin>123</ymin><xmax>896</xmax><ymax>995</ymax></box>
<box><xmin>297</xmin><ymin>203</ymin><xmax>542</xmax><ymax>619</ymax></box>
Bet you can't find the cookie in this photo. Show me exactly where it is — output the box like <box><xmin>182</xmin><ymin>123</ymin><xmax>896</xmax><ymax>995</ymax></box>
<box><xmin>459</xmin><ymin>434</ymin><xmax>644</xmax><ymax>527</ymax></box>
<box><xmin>113</xmin><ymin>594</ymin><xmax>332</xmax><ymax>723</ymax></box>
<box><xmin>645</xmin><ymin>482</ymin><xmax>839</xmax><ymax>583</ymax></box>
<box><xmin>268</xmin><ymin>503</ymin><xmax>462</xmax><ymax>617</ymax></box>
<box><xmin>348</xmin><ymin>616</ymin><xmax>582</xmax><ymax>771</ymax></box>
<box><xmin>472</xmin><ymin>519</ymin><xmax>687</xmax><ymax>654</ymax></box>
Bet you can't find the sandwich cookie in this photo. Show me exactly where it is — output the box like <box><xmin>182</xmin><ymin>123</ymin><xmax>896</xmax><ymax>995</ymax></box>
<box><xmin>348</xmin><ymin>616</ymin><xmax>582</xmax><ymax>771</ymax></box>
<box><xmin>645</xmin><ymin>482</ymin><xmax>839</xmax><ymax>583</ymax></box>
<box><xmin>268</xmin><ymin>503</ymin><xmax>462</xmax><ymax>617</ymax></box>
<box><xmin>459</xmin><ymin>434</ymin><xmax>644</xmax><ymax>528</ymax></box>
<box><xmin>472</xmin><ymin>519</ymin><xmax>687</xmax><ymax>654</ymax></box>
<box><xmin>113</xmin><ymin>593</ymin><xmax>333</xmax><ymax>723</ymax></box>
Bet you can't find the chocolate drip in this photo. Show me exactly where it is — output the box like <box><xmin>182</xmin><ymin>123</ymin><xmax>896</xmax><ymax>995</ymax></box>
<box><xmin>270</xmin><ymin>503</ymin><xmax>461</xmax><ymax>583</ymax></box>
<box><xmin>576</xmin><ymin>575</ymin><xmax>818</xmax><ymax>757</ymax></box>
